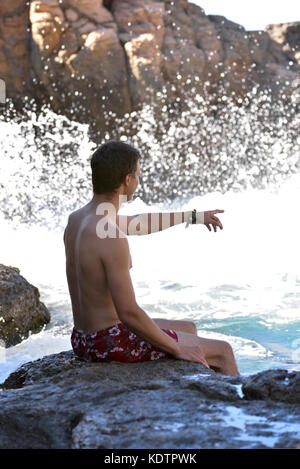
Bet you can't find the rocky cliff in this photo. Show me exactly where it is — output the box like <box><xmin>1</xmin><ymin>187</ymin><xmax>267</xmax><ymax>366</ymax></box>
<box><xmin>0</xmin><ymin>351</ymin><xmax>299</xmax><ymax>448</ymax></box>
<box><xmin>0</xmin><ymin>1</ymin><xmax>299</xmax><ymax>131</ymax></box>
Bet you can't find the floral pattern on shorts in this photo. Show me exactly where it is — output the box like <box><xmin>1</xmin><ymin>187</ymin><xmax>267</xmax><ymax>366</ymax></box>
<box><xmin>71</xmin><ymin>322</ymin><xmax>178</xmax><ymax>363</ymax></box>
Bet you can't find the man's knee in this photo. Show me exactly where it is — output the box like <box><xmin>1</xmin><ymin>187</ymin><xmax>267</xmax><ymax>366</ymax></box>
<box><xmin>219</xmin><ymin>340</ymin><xmax>235</xmax><ymax>361</ymax></box>
<box><xmin>216</xmin><ymin>340</ymin><xmax>239</xmax><ymax>375</ymax></box>
<box><xmin>185</xmin><ymin>321</ymin><xmax>197</xmax><ymax>335</ymax></box>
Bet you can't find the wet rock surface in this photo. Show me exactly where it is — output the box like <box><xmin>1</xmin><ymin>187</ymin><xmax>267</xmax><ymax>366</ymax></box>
<box><xmin>0</xmin><ymin>264</ymin><xmax>50</xmax><ymax>347</ymax></box>
<box><xmin>0</xmin><ymin>350</ymin><xmax>299</xmax><ymax>449</ymax></box>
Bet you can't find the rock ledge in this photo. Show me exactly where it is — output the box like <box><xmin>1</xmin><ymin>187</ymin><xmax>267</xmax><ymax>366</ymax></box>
<box><xmin>0</xmin><ymin>350</ymin><xmax>299</xmax><ymax>449</ymax></box>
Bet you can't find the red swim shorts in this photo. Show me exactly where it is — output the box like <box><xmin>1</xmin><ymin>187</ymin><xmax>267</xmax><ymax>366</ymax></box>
<box><xmin>71</xmin><ymin>322</ymin><xmax>178</xmax><ymax>363</ymax></box>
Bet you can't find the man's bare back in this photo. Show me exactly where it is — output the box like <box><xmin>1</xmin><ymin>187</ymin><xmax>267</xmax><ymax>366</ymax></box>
<box><xmin>64</xmin><ymin>203</ymin><xmax>132</xmax><ymax>334</ymax></box>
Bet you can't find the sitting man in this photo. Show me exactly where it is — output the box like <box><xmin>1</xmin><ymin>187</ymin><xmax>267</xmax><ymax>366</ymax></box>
<box><xmin>63</xmin><ymin>141</ymin><xmax>239</xmax><ymax>376</ymax></box>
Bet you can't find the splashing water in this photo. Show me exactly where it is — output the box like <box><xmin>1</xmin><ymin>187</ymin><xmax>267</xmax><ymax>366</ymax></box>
<box><xmin>0</xmin><ymin>90</ymin><xmax>299</xmax><ymax>382</ymax></box>
<box><xmin>1</xmin><ymin>88</ymin><xmax>299</xmax><ymax>227</ymax></box>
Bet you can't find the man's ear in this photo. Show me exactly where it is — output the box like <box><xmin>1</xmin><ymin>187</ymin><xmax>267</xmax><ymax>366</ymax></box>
<box><xmin>124</xmin><ymin>174</ymin><xmax>131</xmax><ymax>187</ymax></box>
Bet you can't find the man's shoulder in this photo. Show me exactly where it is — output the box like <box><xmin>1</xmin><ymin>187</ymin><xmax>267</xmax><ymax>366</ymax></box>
<box><xmin>67</xmin><ymin>207</ymin><xmax>98</xmax><ymax>230</ymax></box>
<box><xmin>65</xmin><ymin>209</ymin><xmax>79</xmax><ymax>227</ymax></box>
<box><xmin>68</xmin><ymin>207</ymin><xmax>84</xmax><ymax>220</ymax></box>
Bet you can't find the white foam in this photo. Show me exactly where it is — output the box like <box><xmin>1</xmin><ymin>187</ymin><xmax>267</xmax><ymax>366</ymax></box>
<box><xmin>223</xmin><ymin>405</ymin><xmax>300</xmax><ymax>448</ymax></box>
<box><xmin>232</xmin><ymin>384</ymin><xmax>244</xmax><ymax>399</ymax></box>
<box><xmin>0</xmin><ymin>329</ymin><xmax>71</xmax><ymax>384</ymax></box>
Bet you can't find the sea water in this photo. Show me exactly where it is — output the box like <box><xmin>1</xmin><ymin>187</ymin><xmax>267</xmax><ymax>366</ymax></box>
<box><xmin>0</xmin><ymin>98</ymin><xmax>300</xmax><ymax>382</ymax></box>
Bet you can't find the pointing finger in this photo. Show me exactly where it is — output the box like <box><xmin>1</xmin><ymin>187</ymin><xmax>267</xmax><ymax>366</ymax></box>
<box><xmin>213</xmin><ymin>209</ymin><xmax>224</xmax><ymax>213</ymax></box>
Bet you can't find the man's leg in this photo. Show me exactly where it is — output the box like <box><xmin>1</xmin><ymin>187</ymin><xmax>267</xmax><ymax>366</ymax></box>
<box><xmin>175</xmin><ymin>330</ymin><xmax>240</xmax><ymax>376</ymax></box>
<box><xmin>152</xmin><ymin>318</ymin><xmax>239</xmax><ymax>376</ymax></box>
<box><xmin>153</xmin><ymin>318</ymin><xmax>198</xmax><ymax>335</ymax></box>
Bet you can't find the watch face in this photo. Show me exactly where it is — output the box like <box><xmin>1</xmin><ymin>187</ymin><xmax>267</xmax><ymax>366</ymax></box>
<box><xmin>192</xmin><ymin>210</ymin><xmax>196</xmax><ymax>224</ymax></box>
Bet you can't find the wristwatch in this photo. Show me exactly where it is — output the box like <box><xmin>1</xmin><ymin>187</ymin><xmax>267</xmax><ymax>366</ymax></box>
<box><xmin>192</xmin><ymin>209</ymin><xmax>196</xmax><ymax>224</ymax></box>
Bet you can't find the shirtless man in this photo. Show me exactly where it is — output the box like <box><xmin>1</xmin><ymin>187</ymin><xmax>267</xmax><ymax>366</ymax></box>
<box><xmin>64</xmin><ymin>141</ymin><xmax>239</xmax><ymax>376</ymax></box>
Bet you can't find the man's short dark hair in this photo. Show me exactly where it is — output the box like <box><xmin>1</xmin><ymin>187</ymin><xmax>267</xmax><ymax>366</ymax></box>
<box><xmin>90</xmin><ymin>141</ymin><xmax>140</xmax><ymax>195</ymax></box>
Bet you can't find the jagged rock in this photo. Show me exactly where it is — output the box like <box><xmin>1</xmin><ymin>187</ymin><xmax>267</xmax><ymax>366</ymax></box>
<box><xmin>242</xmin><ymin>369</ymin><xmax>300</xmax><ymax>403</ymax></box>
<box><xmin>0</xmin><ymin>351</ymin><xmax>299</xmax><ymax>448</ymax></box>
<box><xmin>28</xmin><ymin>0</ymin><xmax>130</xmax><ymax>129</ymax></box>
<box><xmin>0</xmin><ymin>264</ymin><xmax>50</xmax><ymax>347</ymax></box>
<box><xmin>0</xmin><ymin>1</ymin><xmax>299</xmax><ymax>130</ymax></box>
<box><xmin>266</xmin><ymin>22</ymin><xmax>300</xmax><ymax>64</ymax></box>
<box><xmin>65</xmin><ymin>8</ymin><xmax>79</xmax><ymax>22</ymax></box>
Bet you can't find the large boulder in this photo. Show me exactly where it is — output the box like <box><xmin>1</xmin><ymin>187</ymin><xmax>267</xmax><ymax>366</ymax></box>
<box><xmin>0</xmin><ymin>264</ymin><xmax>50</xmax><ymax>347</ymax></box>
<box><xmin>0</xmin><ymin>351</ymin><xmax>299</xmax><ymax>448</ymax></box>
<box><xmin>0</xmin><ymin>1</ymin><xmax>299</xmax><ymax>130</ymax></box>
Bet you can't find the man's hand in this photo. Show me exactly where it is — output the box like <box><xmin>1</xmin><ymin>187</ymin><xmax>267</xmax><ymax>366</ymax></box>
<box><xmin>175</xmin><ymin>343</ymin><xmax>210</xmax><ymax>368</ymax></box>
<box><xmin>204</xmin><ymin>209</ymin><xmax>224</xmax><ymax>232</ymax></box>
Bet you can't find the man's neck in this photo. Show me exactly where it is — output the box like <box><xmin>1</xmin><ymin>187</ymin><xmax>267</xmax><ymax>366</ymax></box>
<box><xmin>88</xmin><ymin>192</ymin><xmax>122</xmax><ymax>214</ymax></box>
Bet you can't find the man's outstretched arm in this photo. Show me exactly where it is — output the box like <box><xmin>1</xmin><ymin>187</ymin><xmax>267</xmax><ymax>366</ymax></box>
<box><xmin>117</xmin><ymin>209</ymin><xmax>224</xmax><ymax>236</ymax></box>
